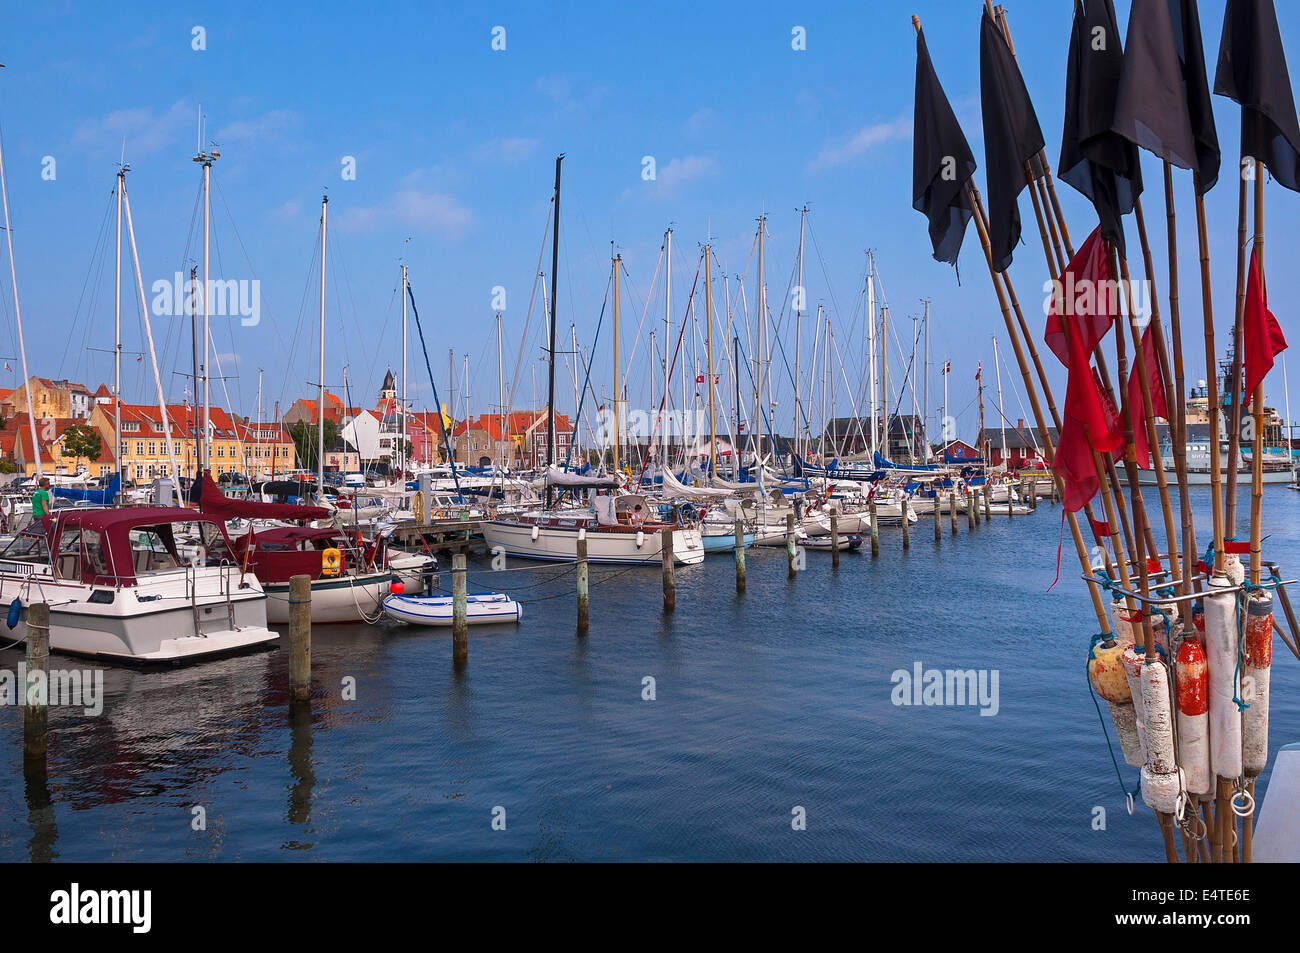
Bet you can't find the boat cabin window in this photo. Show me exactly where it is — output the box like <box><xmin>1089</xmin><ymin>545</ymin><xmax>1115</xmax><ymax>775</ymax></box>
<box><xmin>131</xmin><ymin>526</ymin><xmax>181</xmax><ymax>573</ymax></box>
<box><xmin>0</xmin><ymin>531</ymin><xmax>49</xmax><ymax>564</ymax></box>
<box><xmin>81</xmin><ymin>529</ymin><xmax>108</xmax><ymax>579</ymax></box>
<box><xmin>55</xmin><ymin>527</ymin><xmax>82</xmax><ymax>579</ymax></box>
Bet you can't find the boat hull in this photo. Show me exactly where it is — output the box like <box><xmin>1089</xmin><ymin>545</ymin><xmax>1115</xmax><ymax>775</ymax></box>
<box><xmin>263</xmin><ymin>571</ymin><xmax>396</xmax><ymax>624</ymax></box>
<box><xmin>479</xmin><ymin>520</ymin><xmax>705</xmax><ymax>565</ymax></box>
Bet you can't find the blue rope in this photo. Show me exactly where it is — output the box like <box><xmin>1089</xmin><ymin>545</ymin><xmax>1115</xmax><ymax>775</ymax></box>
<box><xmin>1086</xmin><ymin>633</ymin><xmax>1140</xmax><ymax>802</ymax></box>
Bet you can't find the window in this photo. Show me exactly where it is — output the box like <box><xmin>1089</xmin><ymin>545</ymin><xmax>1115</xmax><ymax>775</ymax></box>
<box><xmin>120</xmin><ymin>441</ymin><xmax>128</xmax><ymax>457</ymax></box>
<box><xmin>135</xmin><ymin>442</ymin><xmax>144</xmax><ymax>456</ymax></box>
<box><xmin>147</xmin><ymin>442</ymin><xmax>156</xmax><ymax>456</ymax></box>
<box><xmin>217</xmin><ymin>446</ymin><xmax>224</xmax><ymax>458</ymax></box>
<box><xmin>122</xmin><ymin>421</ymin><xmax>139</xmax><ymax>433</ymax></box>
<box><xmin>135</xmin><ymin>465</ymin><xmax>144</xmax><ymax>478</ymax></box>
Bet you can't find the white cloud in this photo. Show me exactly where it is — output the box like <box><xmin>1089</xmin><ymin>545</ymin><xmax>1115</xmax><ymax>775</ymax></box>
<box><xmin>336</xmin><ymin>190</ymin><xmax>473</xmax><ymax>239</ymax></box>
<box><xmin>216</xmin><ymin>110</ymin><xmax>298</xmax><ymax>143</ymax></box>
<box><xmin>655</xmin><ymin>156</ymin><xmax>716</xmax><ymax>196</ymax></box>
<box><xmin>807</xmin><ymin>116</ymin><xmax>912</xmax><ymax>171</ymax></box>
<box><xmin>74</xmin><ymin>100</ymin><xmax>193</xmax><ymax>157</ymax></box>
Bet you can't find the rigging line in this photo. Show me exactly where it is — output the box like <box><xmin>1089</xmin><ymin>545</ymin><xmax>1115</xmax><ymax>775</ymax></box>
<box><xmin>406</xmin><ymin>280</ymin><xmax>462</xmax><ymax>497</ymax></box>
<box><xmin>58</xmin><ymin>186</ymin><xmax>116</xmax><ymax>378</ymax></box>
<box><xmin>503</xmin><ymin>196</ymin><xmax>554</xmax><ymax>416</ymax></box>
<box><xmin>562</xmin><ymin>272</ymin><xmax>612</xmax><ymax>471</ymax></box>
<box><xmin>276</xmin><ymin>223</ymin><xmax>323</xmax><ymax>413</ymax></box>
<box><xmin>636</xmin><ymin>253</ymin><xmax>702</xmax><ymax>489</ymax></box>
<box><xmin>618</xmin><ymin>243</ymin><xmax>662</xmax><ymax>389</ymax></box>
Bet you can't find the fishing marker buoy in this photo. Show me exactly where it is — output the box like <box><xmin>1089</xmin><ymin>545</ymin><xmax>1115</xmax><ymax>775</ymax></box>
<box><xmin>1243</xmin><ymin>591</ymin><xmax>1275</xmax><ymax>780</ymax></box>
<box><xmin>389</xmin><ymin>580</ymin><xmax>404</xmax><ymax>595</ymax></box>
<box><xmin>1089</xmin><ymin>636</ymin><xmax>1141</xmax><ymax>766</ymax></box>
<box><xmin>1204</xmin><ymin>573</ymin><xmax>1243</xmax><ymax>780</ymax></box>
<box><xmin>1140</xmin><ymin>658</ymin><xmax>1181</xmax><ymax>814</ymax></box>
<box><xmin>1174</xmin><ymin>638</ymin><xmax>1212</xmax><ymax>797</ymax></box>
<box><xmin>1120</xmin><ymin>644</ymin><xmax>1149</xmax><ymax>768</ymax></box>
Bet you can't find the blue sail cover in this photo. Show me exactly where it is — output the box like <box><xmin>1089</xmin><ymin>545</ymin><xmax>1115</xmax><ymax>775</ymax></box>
<box><xmin>53</xmin><ymin>473</ymin><xmax>120</xmax><ymax>506</ymax></box>
<box><xmin>872</xmin><ymin>451</ymin><xmax>940</xmax><ymax>473</ymax></box>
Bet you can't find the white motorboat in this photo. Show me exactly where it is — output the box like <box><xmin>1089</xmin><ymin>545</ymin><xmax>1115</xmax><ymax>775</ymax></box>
<box><xmin>0</xmin><ymin>506</ymin><xmax>277</xmax><ymax>664</ymax></box>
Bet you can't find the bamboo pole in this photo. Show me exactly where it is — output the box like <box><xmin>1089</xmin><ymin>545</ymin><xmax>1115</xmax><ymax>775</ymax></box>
<box><xmin>1195</xmin><ymin>176</ymin><xmax>1227</xmax><ymax>573</ymax></box>
<box><xmin>1162</xmin><ymin>162</ymin><xmax>1198</xmax><ymax>596</ymax></box>
<box><xmin>1249</xmin><ymin>167</ymin><xmax>1265</xmax><ymax>589</ymax></box>
<box><xmin>1226</xmin><ymin>174</ymin><xmax>1249</xmax><ymax>536</ymax></box>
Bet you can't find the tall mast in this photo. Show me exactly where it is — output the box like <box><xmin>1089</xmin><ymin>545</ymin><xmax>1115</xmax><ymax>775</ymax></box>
<box><xmin>867</xmin><ymin>251</ymin><xmax>877</xmax><ymax>457</ymax></box>
<box><xmin>705</xmin><ymin>242</ymin><xmax>716</xmax><ymax>477</ymax></box>
<box><xmin>256</xmin><ymin>368</ymin><xmax>263</xmax><ymax>478</ymax></box>
<box><xmin>923</xmin><ymin>299</ymin><xmax>930</xmax><ymax>461</ymax></box>
<box><xmin>911</xmin><ymin>314</ymin><xmax>919</xmax><ymax>463</ymax></box>
<box><xmin>663</xmin><ymin>227</ymin><xmax>672</xmax><ymax>468</ymax></box>
<box><xmin>570</xmin><ymin>323</ymin><xmax>580</xmax><ymax>464</ymax></box>
<box><xmin>401</xmin><ymin>263</ymin><xmax>408</xmax><ymax>479</ymax></box>
<box><xmin>495</xmin><ymin>313</ymin><xmax>505</xmax><ymax>487</ymax></box>
<box><xmin>993</xmin><ymin>335</ymin><xmax>1007</xmax><ymax>466</ymax></box>
<box><xmin>193</xmin><ymin>123</ymin><xmax>218</xmax><ymax>471</ymax></box>
<box><xmin>546</xmin><ymin>155</ymin><xmax>563</xmax><ymax>493</ymax></box>
<box><xmin>881</xmin><ymin>305</ymin><xmax>889</xmax><ymax>456</ymax></box>
<box><xmin>0</xmin><ymin>113</ymin><xmax>40</xmax><ymax>480</ymax></box>
<box><xmin>794</xmin><ymin>205</ymin><xmax>806</xmax><ymax>462</ymax></box>
<box><xmin>114</xmin><ymin>167</ymin><xmax>123</xmax><ymax>491</ymax></box>
<box><xmin>611</xmin><ymin>246</ymin><xmax>621</xmax><ymax>473</ymax></box>
<box><xmin>756</xmin><ymin>215</ymin><xmax>767</xmax><ymax>456</ymax></box>
<box><xmin>819</xmin><ymin>308</ymin><xmax>828</xmax><ymax>463</ymax></box>
<box><xmin>189</xmin><ymin>266</ymin><xmax>200</xmax><ymax>479</ymax></box>
<box><xmin>317</xmin><ymin>193</ymin><xmax>328</xmax><ymax>498</ymax></box>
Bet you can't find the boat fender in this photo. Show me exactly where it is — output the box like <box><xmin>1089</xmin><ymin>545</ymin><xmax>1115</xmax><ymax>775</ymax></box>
<box><xmin>1140</xmin><ymin>657</ymin><xmax>1182</xmax><ymax>814</ymax></box>
<box><xmin>5</xmin><ymin>597</ymin><xmax>20</xmax><ymax>630</ymax></box>
<box><xmin>1120</xmin><ymin>645</ymin><xmax>1150</xmax><ymax>767</ymax></box>
<box><xmin>321</xmin><ymin>547</ymin><xmax>342</xmax><ymax>577</ymax></box>
<box><xmin>1108</xmin><ymin>598</ymin><xmax>1136</xmax><ymax>647</ymax></box>
<box><xmin>1243</xmin><ymin>591</ymin><xmax>1275</xmax><ymax>779</ymax></box>
<box><xmin>1088</xmin><ymin>637</ymin><xmax>1140</xmax><ymax>767</ymax></box>
<box><xmin>1204</xmin><ymin>573</ymin><xmax>1242</xmax><ymax>780</ymax></box>
<box><xmin>531</xmin><ymin>524</ymin><xmax>540</xmax><ymax>541</ymax></box>
<box><xmin>636</xmin><ymin>530</ymin><xmax>644</xmax><ymax>547</ymax></box>
<box><xmin>1175</xmin><ymin>638</ymin><xmax>1212</xmax><ymax>797</ymax></box>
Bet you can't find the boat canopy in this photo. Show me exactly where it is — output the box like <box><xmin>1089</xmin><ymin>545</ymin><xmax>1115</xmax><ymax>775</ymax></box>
<box><xmin>196</xmin><ymin>472</ymin><xmax>331</xmax><ymax>522</ymax></box>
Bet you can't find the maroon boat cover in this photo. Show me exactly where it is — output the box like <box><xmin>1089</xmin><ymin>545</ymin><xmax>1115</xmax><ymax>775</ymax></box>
<box><xmin>195</xmin><ymin>472</ymin><xmax>331</xmax><ymax>522</ymax></box>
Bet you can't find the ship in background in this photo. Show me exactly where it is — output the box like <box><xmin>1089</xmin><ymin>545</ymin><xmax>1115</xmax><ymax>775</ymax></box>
<box><xmin>1141</xmin><ymin>349</ymin><xmax>1294</xmax><ymax>485</ymax></box>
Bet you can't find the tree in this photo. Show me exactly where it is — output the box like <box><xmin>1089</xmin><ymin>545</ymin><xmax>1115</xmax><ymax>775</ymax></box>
<box><xmin>61</xmin><ymin>423</ymin><xmax>102</xmax><ymax>462</ymax></box>
<box><xmin>289</xmin><ymin>418</ymin><xmax>339</xmax><ymax>470</ymax></box>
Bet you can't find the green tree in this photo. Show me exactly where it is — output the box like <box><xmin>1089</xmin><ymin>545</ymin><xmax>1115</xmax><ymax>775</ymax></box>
<box><xmin>289</xmin><ymin>418</ymin><xmax>339</xmax><ymax>470</ymax></box>
<box><xmin>61</xmin><ymin>423</ymin><xmax>102</xmax><ymax>462</ymax></box>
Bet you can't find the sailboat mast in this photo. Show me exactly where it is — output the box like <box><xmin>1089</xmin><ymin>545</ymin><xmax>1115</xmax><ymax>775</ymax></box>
<box><xmin>612</xmin><ymin>248</ymin><xmax>621</xmax><ymax>473</ymax></box>
<box><xmin>705</xmin><ymin>242</ymin><xmax>716</xmax><ymax>477</ymax></box>
<box><xmin>194</xmin><ymin>134</ymin><xmax>218</xmax><ymax>471</ymax></box>
<box><xmin>546</xmin><ymin>155</ymin><xmax>563</xmax><ymax>489</ymax></box>
<box><xmin>497</xmin><ymin>312</ymin><xmax>505</xmax><ymax>478</ymax></box>
<box><xmin>663</xmin><ymin>227</ymin><xmax>672</xmax><ymax>469</ymax></box>
<box><xmin>756</xmin><ymin>215</ymin><xmax>767</xmax><ymax>458</ymax></box>
<box><xmin>867</xmin><ymin>251</ymin><xmax>877</xmax><ymax>458</ymax></box>
<box><xmin>317</xmin><ymin>193</ymin><xmax>328</xmax><ymax>498</ymax></box>
<box><xmin>881</xmin><ymin>305</ymin><xmax>889</xmax><ymax>455</ymax></box>
<box><xmin>923</xmin><ymin>299</ymin><xmax>930</xmax><ymax>460</ymax></box>
<box><xmin>114</xmin><ymin>168</ymin><xmax>123</xmax><ymax>492</ymax></box>
<box><xmin>794</xmin><ymin>205</ymin><xmax>806</xmax><ymax>462</ymax></box>
<box><xmin>401</xmin><ymin>263</ymin><xmax>408</xmax><ymax>478</ymax></box>
<box><xmin>993</xmin><ymin>336</ymin><xmax>1007</xmax><ymax>466</ymax></box>
<box><xmin>0</xmin><ymin>113</ymin><xmax>40</xmax><ymax>481</ymax></box>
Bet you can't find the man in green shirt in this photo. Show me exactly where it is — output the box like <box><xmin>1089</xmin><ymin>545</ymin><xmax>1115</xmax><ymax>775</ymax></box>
<box><xmin>31</xmin><ymin>477</ymin><xmax>51</xmax><ymax>520</ymax></box>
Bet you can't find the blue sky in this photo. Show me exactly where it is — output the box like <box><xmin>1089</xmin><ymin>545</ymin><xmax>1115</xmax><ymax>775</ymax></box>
<box><xmin>0</xmin><ymin>0</ymin><xmax>1297</xmax><ymax>445</ymax></box>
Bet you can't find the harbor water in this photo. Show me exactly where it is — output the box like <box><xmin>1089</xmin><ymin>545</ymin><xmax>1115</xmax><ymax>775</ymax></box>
<box><xmin>2</xmin><ymin>486</ymin><xmax>1296</xmax><ymax>861</ymax></box>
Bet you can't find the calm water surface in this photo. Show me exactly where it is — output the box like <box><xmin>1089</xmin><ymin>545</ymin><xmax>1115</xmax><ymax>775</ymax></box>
<box><xmin>1</xmin><ymin>486</ymin><xmax>1297</xmax><ymax>861</ymax></box>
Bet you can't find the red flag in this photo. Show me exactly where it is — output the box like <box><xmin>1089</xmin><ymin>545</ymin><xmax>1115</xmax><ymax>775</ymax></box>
<box><xmin>1045</xmin><ymin>227</ymin><xmax>1117</xmax><ymax>368</ymax></box>
<box><xmin>1243</xmin><ymin>248</ymin><xmax>1287</xmax><ymax>402</ymax></box>
<box><xmin>1053</xmin><ymin>262</ymin><xmax>1124</xmax><ymax>512</ymax></box>
<box><xmin>975</xmin><ymin>362</ymin><xmax>981</xmax><ymax>381</ymax></box>
<box><xmin>1128</xmin><ymin>324</ymin><xmax>1169</xmax><ymax>469</ymax></box>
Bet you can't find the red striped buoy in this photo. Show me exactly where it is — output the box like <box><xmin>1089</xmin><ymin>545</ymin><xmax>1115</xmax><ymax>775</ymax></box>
<box><xmin>1175</xmin><ymin>638</ymin><xmax>1211</xmax><ymax>797</ymax></box>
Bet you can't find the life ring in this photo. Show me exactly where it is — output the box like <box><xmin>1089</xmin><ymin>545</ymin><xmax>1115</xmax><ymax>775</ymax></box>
<box><xmin>321</xmin><ymin>547</ymin><xmax>342</xmax><ymax>577</ymax></box>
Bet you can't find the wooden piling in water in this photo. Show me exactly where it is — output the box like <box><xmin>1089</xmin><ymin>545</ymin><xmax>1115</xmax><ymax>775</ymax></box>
<box><xmin>786</xmin><ymin>513</ymin><xmax>797</xmax><ymax>578</ymax></box>
<box><xmin>974</xmin><ymin>490</ymin><xmax>982</xmax><ymax>526</ymax></box>
<box><xmin>576</xmin><ymin>537</ymin><xmax>589</xmax><ymax>634</ymax></box>
<box><xmin>869</xmin><ymin>501</ymin><xmax>879</xmax><ymax>557</ymax></box>
<box><xmin>933</xmin><ymin>496</ymin><xmax>941</xmax><ymax>541</ymax></box>
<box><xmin>661</xmin><ymin>528</ymin><xmax>676</xmax><ymax>611</ymax></box>
<box><xmin>734</xmin><ymin>517</ymin><xmax>746</xmax><ymax>593</ymax></box>
<box><xmin>902</xmin><ymin>499</ymin><xmax>910</xmax><ymax>550</ymax></box>
<box><xmin>984</xmin><ymin>487</ymin><xmax>992</xmax><ymax>520</ymax></box>
<box><xmin>288</xmin><ymin>574</ymin><xmax>311</xmax><ymax>703</ymax></box>
<box><xmin>967</xmin><ymin>489</ymin><xmax>975</xmax><ymax>529</ymax></box>
<box><xmin>23</xmin><ymin>602</ymin><xmax>49</xmax><ymax>762</ymax></box>
<box><xmin>1007</xmin><ymin>488</ymin><xmax>1013</xmax><ymax>519</ymax></box>
<box><xmin>950</xmin><ymin>491</ymin><xmax>958</xmax><ymax>535</ymax></box>
<box><xmin>452</xmin><ymin>552</ymin><xmax>468</xmax><ymax>662</ymax></box>
<box><xmin>830</xmin><ymin>508</ymin><xmax>840</xmax><ymax>568</ymax></box>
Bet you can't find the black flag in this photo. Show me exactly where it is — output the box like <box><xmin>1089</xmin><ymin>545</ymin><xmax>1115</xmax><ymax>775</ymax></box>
<box><xmin>913</xmin><ymin>26</ymin><xmax>977</xmax><ymax>266</ymax></box>
<box><xmin>1214</xmin><ymin>0</ymin><xmax>1300</xmax><ymax>192</ymax></box>
<box><xmin>1058</xmin><ymin>0</ymin><xmax>1143</xmax><ymax>257</ymax></box>
<box><xmin>1112</xmin><ymin>0</ymin><xmax>1221</xmax><ymax>193</ymax></box>
<box><xmin>979</xmin><ymin>9</ymin><xmax>1045</xmax><ymax>273</ymax></box>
